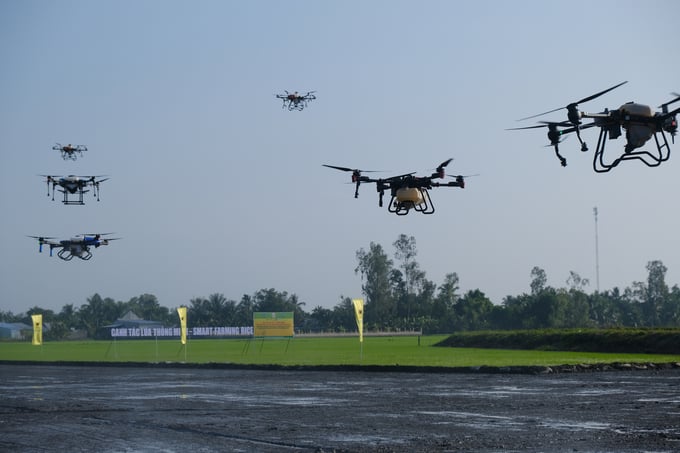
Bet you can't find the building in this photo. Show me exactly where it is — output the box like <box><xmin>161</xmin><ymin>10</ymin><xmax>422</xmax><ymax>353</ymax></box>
<box><xmin>0</xmin><ymin>322</ymin><xmax>31</xmax><ymax>340</ymax></box>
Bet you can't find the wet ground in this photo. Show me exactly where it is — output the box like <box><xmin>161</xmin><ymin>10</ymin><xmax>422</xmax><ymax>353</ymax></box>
<box><xmin>1</xmin><ymin>364</ymin><xmax>679</xmax><ymax>452</ymax></box>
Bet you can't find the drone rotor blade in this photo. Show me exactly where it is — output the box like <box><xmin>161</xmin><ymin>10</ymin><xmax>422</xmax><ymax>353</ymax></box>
<box><xmin>437</xmin><ymin>158</ymin><xmax>453</xmax><ymax>170</ymax></box>
<box><xmin>575</xmin><ymin>81</ymin><xmax>628</xmax><ymax>105</ymax></box>
<box><xmin>322</xmin><ymin>164</ymin><xmax>354</xmax><ymax>172</ymax></box>
<box><xmin>385</xmin><ymin>172</ymin><xmax>417</xmax><ymax>181</ymax></box>
<box><xmin>659</xmin><ymin>93</ymin><xmax>680</xmax><ymax>111</ymax></box>
<box><xmin>450</xmin><ymin>173</ymin><xmax>480</xmax><ymax>178</ymax></box>
<box><xmin>507</xmin><ymin>124</ymin><xmax>550</xmax><ymax>130</ymax></box>
<box><xmin>516</xmin><ymin>106</ymin><xmax>565</xmax><ymax>122</ymax></box>
<box><xmin>516</xmin><ymin>81</ymin><xmax>627</xmax><ymax>121</ymax></box>
<box><xmin>322</xmin><ymin>164</ymin><xmax>380</xmax><ymax>173</ymax></box>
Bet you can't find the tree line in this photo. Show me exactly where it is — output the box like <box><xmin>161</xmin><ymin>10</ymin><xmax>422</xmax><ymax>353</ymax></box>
<box><xmin>2</xmin><ymin>234</ymin><xmax>679</xmax><ymax>339</ymax></box>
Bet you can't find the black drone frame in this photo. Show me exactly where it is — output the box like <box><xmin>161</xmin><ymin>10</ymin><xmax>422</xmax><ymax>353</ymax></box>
<box><xmin>46</xmin><ymin>177</ymin><xmax>103</xmax><ymax>205</ymax></box>
<box><xmin>53</xmin><ymin>144</ymin><xmax>87</xmax><ymax>161</ymax></box>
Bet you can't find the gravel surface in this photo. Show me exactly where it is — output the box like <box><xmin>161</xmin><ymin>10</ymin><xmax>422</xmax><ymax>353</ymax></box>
<box><xmin>1</xmin><ymin>364</ymin><xmax>679</xmax><ymax>452</ymax></box>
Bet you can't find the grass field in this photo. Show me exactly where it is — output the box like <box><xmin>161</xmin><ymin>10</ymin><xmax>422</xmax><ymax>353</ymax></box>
<box><xmin>2</xmin><ymin>335</ymin><xmax>680</xmax><ymax>368</ymax></box>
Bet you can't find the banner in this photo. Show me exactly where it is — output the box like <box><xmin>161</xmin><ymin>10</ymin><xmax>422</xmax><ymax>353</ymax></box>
<box><xmin>31</xmin><ymin>314</ymin><xmax>43</xmax><ymax>346</ymax></box>
<box><xmin>352</xmin><ymin>299</ymin><xmax>364</xmax><ymax>343</ymax></box>
<box><xmin>253</xmin><ymin>312</ymin><xmax>294</xmax><ymax>337</ymax></box>
<box><xmin>177</xmin><ymin>307</ymin><xmax>187</xmax><ymax>345</ymax></box>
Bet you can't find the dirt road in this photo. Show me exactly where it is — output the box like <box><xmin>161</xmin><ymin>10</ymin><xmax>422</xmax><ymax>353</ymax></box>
<box><xmin>1</xmin><ymin>364</ymin><xmax>679</xmax><ymax>452</ymax></box>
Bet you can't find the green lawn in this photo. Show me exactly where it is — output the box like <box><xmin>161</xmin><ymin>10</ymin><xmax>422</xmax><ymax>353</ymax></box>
<box><xmin>2</xmin><ymin>335</ymin><xmax>679</xmax><ymax>368</ymax></box>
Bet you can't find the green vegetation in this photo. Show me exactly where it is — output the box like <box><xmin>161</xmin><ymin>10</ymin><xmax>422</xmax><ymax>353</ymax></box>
<box><xmin>4</xmin><ymin>236</ymin><xmax>680</xmax><ymax>342</ymax></box>
<box><xmin>2</xmin><ymin>335</ymin><xmax>679</xmax><ymax>368</ymax></box>
<box><xmin>436</xmin><ymin>328</ymin><xmax>680</xmax><ymax>354</ymax></box>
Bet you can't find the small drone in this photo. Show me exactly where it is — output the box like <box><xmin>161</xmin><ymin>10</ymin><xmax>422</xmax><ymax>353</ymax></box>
<box><xmin>324</xmin><ymin>158</ymin><xmax>470</xmax><ymax>215</ymax></box>
<box><xmin>510</xmin><ymin>82</ymin><xmax>680</xmax><ymax>172</ymax></box>
<box><xmin>28</xmin><ymin>233</ymin><xmax>120</xmax><ymax>261</ymax></box>
<box><xmin>53</xmin><ymin>143</ymin><xmax>87</xmax><ymax>161</ymax></box>
<box><xmin>275</xmin><ymin>91</ymin><xmax>316</xmax><ymax>111</ymax></box>
<box><xmin>41</xmin><ymin>175</ymin><xmax>108</xmax><ymax>205</ymax></box>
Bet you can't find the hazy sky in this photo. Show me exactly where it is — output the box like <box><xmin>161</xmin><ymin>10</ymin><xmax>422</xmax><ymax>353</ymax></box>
<box><xmin>2</xmin><ymin>0</ymin><xmax>679</xmax><ymax>315</ymax></box>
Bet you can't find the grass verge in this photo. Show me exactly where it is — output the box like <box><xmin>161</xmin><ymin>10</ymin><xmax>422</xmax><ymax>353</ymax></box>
<box><xmin>1</xmin><ymin>335</ymin><xmax>679</xmax><ymax>368</ymax></box>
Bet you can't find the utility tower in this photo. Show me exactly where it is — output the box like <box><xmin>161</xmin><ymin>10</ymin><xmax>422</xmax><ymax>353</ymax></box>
<box><xmin>593</xmin><ymin>207</ymin><xmax>600</xmax><ymax>292</ymax></box>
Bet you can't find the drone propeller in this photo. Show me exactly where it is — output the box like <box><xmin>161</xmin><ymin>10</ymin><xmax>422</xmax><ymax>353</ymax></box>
<box><xmin>78</xmin><ymin>232</ymin><xmax>116</xmax><ymax>239</ymax></box>
<box><xmin>449</xmin><ymin>173</ymin><xmax>480</xmax><ymax>178</ymax></box>
<box><xmin>97</xmin><ymin>237</ymin><xmax>122</xmax><ymax>245</ymax></box>
<box><xmin>428</xmin><ymin>158</ymin><xmax>453</xmax><ymax>179</ymax></box>
<box><xmin>517</xmin><ymin>81</ymin><xmax>628</xmax><ymax>122</ymax></box>
<box><xmin>384</xmin><ymin>172</ymin><xmax>417</xmax><ymax>182</ymax></box>
<box><xmin>322</xmin><ymin>164</ymin><xmax>380</xmax><ymax>179</ymax></box>
<box><xmin>28</xmin><ymin>235</ymin><xmax>56</xmax><ymax>241</ymax></box>
<box><xmin>323</xmin><ymin>164</ymin><xmax>381</xmax><ymax>198</ymax></box>
<box><xmin>659</xmin><ymin>93</ymin><xmax>680</xmax><ymax>113</ymax></box>
<box><xmin>28</xmin><ymin>236</ymin><xmax>57</xmax><ymax>254</ymax></box>
<box><xmin>658</xmin><ymin>94</ymin><xmax>680</xmax><ymax>143</ymax></box>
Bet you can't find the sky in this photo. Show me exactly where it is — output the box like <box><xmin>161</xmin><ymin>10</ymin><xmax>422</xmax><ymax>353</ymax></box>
<box><xmin>1</xmin><ymin>0</ymin><xmax>680</xmax><ymax>315</ymax></box>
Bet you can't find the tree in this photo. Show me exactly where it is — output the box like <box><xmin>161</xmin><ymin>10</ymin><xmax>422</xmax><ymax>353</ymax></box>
<box><xmin>661</xmin><ymin>285</ymin><xmax>680</xmax><ymax>327</ymax></box>
<box><xmin>235</xmin><ymin>294</ymin><xmax>254</xmax><ymax>326</ymax></box>
<box><xmin>643</xmin><ymin>260</ymin><xmax>669</xmax><ymax>326</ymax></box>
<box><xmin>355</xmin><ymin>242</ymin><xmax>395</xmax><ymax>327</ymax></box>
<box><xmin>126</xmin><ymin>294</ymin><xmax>170</xmax><ymax>324</ymax></box>
<box><xmin>393</xmin><ymin>235</ymin><xmax>427</xmax><ymax>319</ymax></box>
<box><xmin>79</xmin><ymin>294</ymin><xmax>120</xmax><ymax>338</ymax></box>
<box><xmin>189</xmin><ymin>293</ymin><xmax>236</xmax><ymax>327</ymax></box>
<box><xmin>455</xmin><ymin>289</ymin><xmax>493</xmax><ymax>330</ymax></box>
<box><xmin>432</xmin><ymin>272</ymin><xmax>460</xmax><ymax>330</ymax></box>
<box><xmin>252</xmin><ymin>288</ymin><xmax>306</xmax><ymax>328</ymax></box>
<box><xmin>530</xmin><ymin>266</ymin><xmax>547</xmax><ymax>295</ymax></box>
<box><xmin>566</xmin><ymin>271</ymin><xmax>589</xmax><ymax>292</ymax></box>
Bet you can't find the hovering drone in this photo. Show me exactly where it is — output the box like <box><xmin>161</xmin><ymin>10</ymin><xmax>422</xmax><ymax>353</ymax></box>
<box><xmin>53</xmin><ymin>143</ymin><xmax>87</xmax><ymax>161</ymax></box>
<box><xmin>275</xmin><ymin>91</ymin><xmax>316</xmax><ymax>111</ymax></box>
<box><xmin>28</xmin><ymin>233</ymin><xmax>120</xmax><ymax>261</ymax></box>
<box><xmin>323</xmin><ymin>158</ymin><xmax>470</xmax><ymax>215</ymax></box>
<box><xmin>41</xmin><ymin>175</ymin><xmax>108</xmax><ymax>205</ymax></box>
<box><xmin>510</xmin><ymin>82</ymin><xmax>680</xmax><ymax>172</ymax></box>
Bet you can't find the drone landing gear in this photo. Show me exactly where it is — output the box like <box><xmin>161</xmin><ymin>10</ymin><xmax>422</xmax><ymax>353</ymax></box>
<box><xmin>592</xmin><ymin>128</ymin><xmax>671</xmax><ymax>173</ymax></box>
<box><xmin>552</xmin><ymin>144</ymin><xmax>567</xmax><ymax>167</ymax></box>
<box><xmin>574</xmin><ymin>127</ymin><xmax>588</xmax><ymax>152</ymax></box>
<box><xmin>61</xmin><ymin>190</ymin><xmax>86</xmax><ymax>205</ymax></box>
<box><xmin>57</xmin><ymin>250</ymin><xmax>74</xmax><ymax>261</ymax></box>
<box><xmin>387</xmin><ymin>189</ymin><xmax>435</xmax><ymax>215</ymax></box>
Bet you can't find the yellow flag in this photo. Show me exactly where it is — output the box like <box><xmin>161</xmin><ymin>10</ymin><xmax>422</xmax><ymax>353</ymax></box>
<box><xmin>352</xmin><ymin>299</ymin><xmax>364</xmax><ymax>343</ymax></box>
<box><xmin>177</xmin><ymin>307</ymin><xmax>187</xmax><ymax>345</ymax></box>
<box><xmin>31</xmin><ymin>314</ymin><xmax>43</xmax><ymax>346</ymax></box>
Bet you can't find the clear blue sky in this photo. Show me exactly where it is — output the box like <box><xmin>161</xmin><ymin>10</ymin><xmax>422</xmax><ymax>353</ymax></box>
<box><xmin>1</xmin><ymin>0</ymin><xmax>679</xmax><ymax>314</ymax></box>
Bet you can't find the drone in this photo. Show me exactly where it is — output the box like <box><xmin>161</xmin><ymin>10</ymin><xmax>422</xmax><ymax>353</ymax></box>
<box><xmin>510</xmin><ymin>82</ymin><xmax>680</xmax><ymax>172</ymax></box>
<box><xmin>53</xmin><ymin>143</ymin><xmax>87</xmax><ymax>161</ymax></box>
<box><xmin>323</xmin><ymin>158</ymin><xmax>470</xmax><ymax>215</ymax></box>
<box><xmin>41</xmin><ymin>175</ymin><xmax>108</xmax><ymax>205</ymax></box>
<box><xmin>275</xmin><ymin>91</ymin><xmax>316</xmax><ymax>111</ymax></box>
<box><xmin>28</xmin><ymin>233</ymin><xmax>120</xmax><ymax>261</ymax></box>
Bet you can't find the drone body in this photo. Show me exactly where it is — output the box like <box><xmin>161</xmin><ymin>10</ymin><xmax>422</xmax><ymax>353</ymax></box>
<box><xmin>324</xmin><ymin>159</ymin><xmax>468</xmax><ymax>215</ymax></box>
<box><xmin>511</xmin><ymin>82</ymin><xmax>680</xmax><ymax>172</ymax></box>
<box><xmin>28</xmin><ymin>234</ymin><xmax>120</xmax><ymax>261</ymax></box>
<box><xmin>53</xmin><ymin>143</ymin><xmax>87</xmax><ymax>161</ymax></box>
<box><xmin>41</xmin><ymin>175</ymin><xmax>108</xmax><ymax>205</ymax></box>
<box><xmin>275</xmin><ymin>90</ymin><xmax>316</xmax><ymax>111</ymax></box>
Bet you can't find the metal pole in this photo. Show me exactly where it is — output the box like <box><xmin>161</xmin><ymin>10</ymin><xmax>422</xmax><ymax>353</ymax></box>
<box><xmin>593</xmin><ymin>207</ymin><xmax>600</xmax><ymax>292</ymax></box>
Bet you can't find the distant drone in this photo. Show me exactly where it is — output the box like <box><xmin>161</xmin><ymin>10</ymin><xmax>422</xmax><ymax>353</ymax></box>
<box><xmin>28</xmin><ymin>233</ymin><xmax>120</xmax><ymax>261</ymax></box>
<box><xmin>41</xmin><ymin>175</ymin><xmax>108</xmax><ymax>205</ymax></box>
<box><xmin>510</xmin><ymin>82</ymin><xmax>680</xmax><ymax>172</ymax></box>
<box><xmin>53</xmin><ymin>143</ymin><xmax>87</xmax><ymax>161</ymax></box>
<box><xmin>324</xmin><ymin>159</ymin><xmax>471</xmax><ymax>215</ymax></box>
<box><xmin>275</xmin><ymin>91</ymin><xmax>316</xmax><ymax>111</ymax></box>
